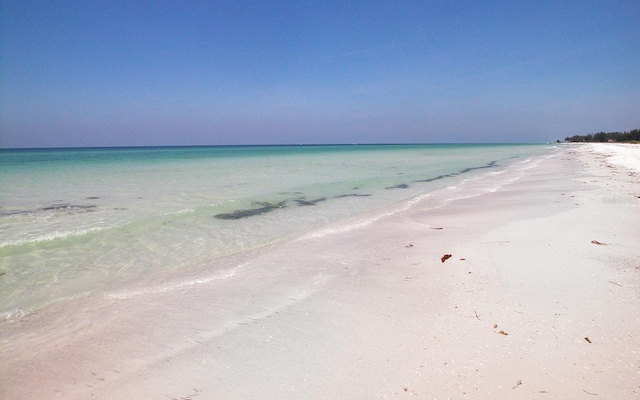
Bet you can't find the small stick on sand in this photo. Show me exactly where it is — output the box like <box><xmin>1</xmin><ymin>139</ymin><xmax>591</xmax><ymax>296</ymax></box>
<box><xmin>608</xmin><ymin>280</ymin><xmax>623</xmax><ymax>287</ymax></box>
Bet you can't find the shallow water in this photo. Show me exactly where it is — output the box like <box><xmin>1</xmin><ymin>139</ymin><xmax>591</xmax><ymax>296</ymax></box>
<box><xmin>0</xmin><ymin>144</ymin><xmax>553</xmax><ymax>317</ymax></box>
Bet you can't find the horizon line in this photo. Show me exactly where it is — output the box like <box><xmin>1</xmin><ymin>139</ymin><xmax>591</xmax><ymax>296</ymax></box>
<box><xmin>0</xmin><ymin>142</ymin><xmax>551</xmax><ymax>151</ymax></box>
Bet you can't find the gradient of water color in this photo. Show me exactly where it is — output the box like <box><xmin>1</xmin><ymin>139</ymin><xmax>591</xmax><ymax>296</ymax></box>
<box><xmin>0</xmin><ymin>144</ymin><xmax>554</xmax><ymax>318</ymax></box>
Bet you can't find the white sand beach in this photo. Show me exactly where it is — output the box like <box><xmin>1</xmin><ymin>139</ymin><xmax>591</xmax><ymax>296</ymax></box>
<box><xmin>1</xmin><ymin>143</ymin><xmax>639</xmax><ymax>399</ymax></box>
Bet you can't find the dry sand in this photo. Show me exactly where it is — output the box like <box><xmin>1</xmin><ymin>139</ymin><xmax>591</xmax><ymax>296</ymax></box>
<box><xmin>1</xmin><ymin>143</ymin><xmax>639</xmax><ymax>399</ymax></box>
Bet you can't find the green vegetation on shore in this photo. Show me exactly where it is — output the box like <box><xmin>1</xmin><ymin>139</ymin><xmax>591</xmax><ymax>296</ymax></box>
<box><xmin>562</xmin><ymin>129</ymin><xmax>640</xmax><ymax>143</ymax></box>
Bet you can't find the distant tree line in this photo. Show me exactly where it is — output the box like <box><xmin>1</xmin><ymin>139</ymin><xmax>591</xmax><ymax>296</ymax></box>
<box><xmin>563</xmin><ymin>129</ymin><xmax>640</xmax><ymax>143</ymax></box>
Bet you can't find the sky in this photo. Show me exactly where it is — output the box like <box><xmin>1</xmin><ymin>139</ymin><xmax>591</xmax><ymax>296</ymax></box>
<box><xmin>1</xmin><ymin>1</ymin><xmax>639</xmax><ymax>148</ymax></box>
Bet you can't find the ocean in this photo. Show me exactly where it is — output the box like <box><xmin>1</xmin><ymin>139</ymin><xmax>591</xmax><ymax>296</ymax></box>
<box><xmin>0</xmin><ymin>144</ymin><xmax>554</xmax><ymax>319</ymax></box>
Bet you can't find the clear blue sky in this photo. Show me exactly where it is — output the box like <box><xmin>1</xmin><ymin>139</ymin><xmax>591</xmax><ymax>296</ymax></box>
<box><xmin>1</xmin><ymin>0</ymin><xmax>639</xmax><ymax>148</ymax></box>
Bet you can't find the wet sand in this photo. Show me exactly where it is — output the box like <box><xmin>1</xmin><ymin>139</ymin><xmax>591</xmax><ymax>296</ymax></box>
<box><xmin>1</xmin><ymin>143</ymin><xmax>639</xmax><ymax>399</ymax></box>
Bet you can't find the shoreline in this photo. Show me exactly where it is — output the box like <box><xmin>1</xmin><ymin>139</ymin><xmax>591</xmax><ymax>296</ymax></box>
<box><xmin>1</xmin><ymin>144</ymin><xmax>639</xmax><ymax>399</ymax></box>
<box><xmin>0</xmin><ymin>144</ymin><xmax>549</xmax><ymax>319</ymax></box>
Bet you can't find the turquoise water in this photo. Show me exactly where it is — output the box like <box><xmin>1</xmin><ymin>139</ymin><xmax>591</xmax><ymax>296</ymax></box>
<box><xmin>0</xmin><ymin>144</ymin><xmax>553</xmax><ymax>317</ymax></box>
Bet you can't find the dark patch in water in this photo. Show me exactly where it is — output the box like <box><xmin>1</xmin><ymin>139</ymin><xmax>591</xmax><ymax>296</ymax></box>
<box><xmin>414</xmin><ymin>174</ymin><xmax>455</xmax><ymax>183</ymax></box>
<box><xmin>86</xmin><ymin>196</ymin><xmax>100</xmax><ymax>200</ymax></box>
<box><xmin>214</xmin><ymin>201</ymin><xmax>286</xmax><ymax>220</ymax></box>
<box><xmin>1</xmin><ymin>203</ymin><xmax>99</xmax><ymax>217</ymax></box>
<box><xmin>294</xmin><ymin>197</ymin><xmax>327</xmax><ymax>206</ymax></box>
<box><xmin>414</xmin><ymin>160</ymin><xmax>499</xmax><ymax>184</ymax></box>
<box><xmin>0</xmin><ymin>210</ymin><xmax>31</xmax><ymax>216</ymax></box>
<box><xmin>458</xmin><ymin>160</ymin><xmax>497</xmax><ymax>174</ymax></box>
<box><xmin>41</xmin><ymin>204</ymin><xmax>97</xmax><ymax>212</ymax></box>
<box><xmin>386</xmin><ymin>183</ymin><xmax>409</xmax><ymax>189</ymax></box>
<box><xmin>334</xmin><ymin>193</ymin><xmax>372</xmax><ymax>198</ymax></box>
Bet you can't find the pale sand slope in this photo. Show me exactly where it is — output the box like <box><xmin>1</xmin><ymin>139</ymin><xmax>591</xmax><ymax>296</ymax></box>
<box><xmin>1</xmin><ymin>144</ymin><xmax>639</xmax><ymax>399</ymax></box>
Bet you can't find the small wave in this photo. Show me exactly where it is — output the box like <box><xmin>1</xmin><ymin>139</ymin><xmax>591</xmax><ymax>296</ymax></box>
<box><xmin>106</xmin><ymin>264</ymin><xmax>245</xmax><ymax>300</ymax></box>
<box><xmin>301</xmin><ymin>193</ymin><xmax>431</xmax><ymax>239</ymax></box>
<box><xmin>514</xmin><ymin>153</ymin><xmax>554</xmax><ymax>171</ymax></box>
<box><xmin>0</xmin><ymin>307</ymin><xmax>25</xmax><ymax>321</ymax></box>
<box><xmin>301</xmin><ymin>217</ymin><xmax>379</xmax><ymax>239</ymax></box>
<box><xmin>0</xmin><ymin>225</ymin><xmax>114</xmax><ymax>248</ymax></box>
<box><xmin>160</xmin><ymin>208</ymin><xmax>195</xmax><ymax>216</ymax></box>
<box><xmin>0</xmin><ymin>290</ymin><xmax>92</xmax><ymax>322</ymax></box>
